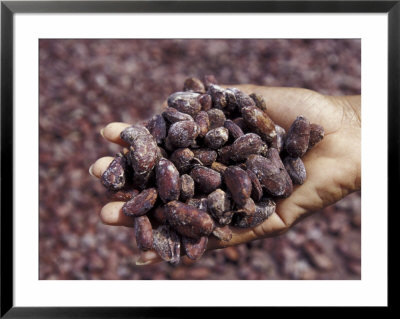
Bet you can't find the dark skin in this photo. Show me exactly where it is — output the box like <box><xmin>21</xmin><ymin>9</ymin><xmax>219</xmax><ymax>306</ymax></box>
<box><xmin>89</xmin><ymin>85</ymin><xmax>361</xmax><ymax>265</ymax></box>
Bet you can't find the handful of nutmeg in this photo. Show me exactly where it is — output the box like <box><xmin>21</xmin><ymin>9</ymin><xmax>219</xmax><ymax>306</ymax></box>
<box><xmin>100</xmin><ymin>75</ymin><xmax>324</xmax><ymax>264</ymax></box>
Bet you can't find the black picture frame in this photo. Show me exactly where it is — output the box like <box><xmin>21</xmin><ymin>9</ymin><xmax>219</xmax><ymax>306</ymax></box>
<box><xmin>1</xmin><ymin>1</ymin><xmax>396</xmax><ymax>317</ymax></box>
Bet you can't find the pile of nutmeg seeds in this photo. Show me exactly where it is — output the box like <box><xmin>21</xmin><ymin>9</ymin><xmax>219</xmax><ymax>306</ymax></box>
<box><xmin>100</xmin><ymin>75</ymin><xmax>324</xmax><ymax>264</ymax></box>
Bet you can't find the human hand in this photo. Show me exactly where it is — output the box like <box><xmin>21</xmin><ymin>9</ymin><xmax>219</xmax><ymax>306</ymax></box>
<box><xmin>89</xmin><ymin>85</ymin><xmax>361</xmax><ymax>265</ymax></box>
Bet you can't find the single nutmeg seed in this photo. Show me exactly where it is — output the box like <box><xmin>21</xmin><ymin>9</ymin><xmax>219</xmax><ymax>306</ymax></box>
<box><xmin>122</xmin><ymin>188</ymin><xmax>158</xmax><ymax>217</ymax></box>
<box><xmin>183</xmin><ymin>77</ymin><xmax>206</xmax><ymax>94</ymax></box>
<box><xmin>162</xmin><ymin>107</ymin><xmax>194</xmax><ymax>124</ymax></box>
<box><xmin>101</xmin><ymin>154</ymin><xmax>127</xmax><ymax>192</ymax></box>
<box><xmin>234</xmin><ymin>89</ymin><xmax>256</xmax><ymax>110</ymax></box>
<box><xmin>194</xmin><ymin>111</ymin><xmax>210</xmax><ymax>138</ymax></box>
<box><xmin>133</xmin><ymin>215</ymin><xmax>153</xmax><ymax>251</ymax></box>
<box><xmin>199</xmin><ymin>94</ymin><xmax>212</xmax><ymax>111</ymax></box>
<box><xmin>207</xmin><ymin>84</ymin><xmax>227</xmax><ymax>109</ymax></box>
<box><xmin>190</xmin><ymin>166</ymin><xmax>222</xmax><ymax>194</ymax></box>
<box><xmin>283</xmin><ymin>156</ymin><xmax>307</xmax><ymax>185</ymax></box>
<box><xmin>204</xmin><ymin>127</ymin><xmax>229</xmax><ymax>149</ymax></box>
<box><xmin>241</xmin><ymin>105</ymin><xmax>276</xmax><ymax>143</ymax></box>
<box><xmin>156</xmin><ymin>158</ymin><xmax>181</xmax><ymax>203</ymax></box>
<box><xmin>207</xmin><ymin>109</ymin><xmax>226</xmax><ymax>129</ymax></box>
<box><xmin>230</xmin><ymin>133</ymin><xmax>267</xmax><ymax>162</ymax></box>
<box><xmin>224</xmin><ymin>119</ymin><xmax>244</xmax><ymax>140</ymax></box>
<box><xmin>285</xmin><ymin>115</ymin><xmax>311</xmax><ymax>157</ymax></box>
<box><xmin>120</xmin><ymin>125</ymin><xmax>150</xmax><ymax>145</ymax></box>
<box><xmin>246</xmin><ymin>155</ymin><xmax>288</xmax><ymax>197</ymax></box>
<box><xmin>308</xmin><ymin>123</ymin><xmax>325</xmax><ymax>150</ymax></box>
<box><xmin>169</xmin><ymin>148</ymin><xmax>195</xmax><ymax>174</ymax></box>
<box><xmin>126</xmin><ymin>133</ymin><xmax>159</xmax><ymax>176</ymax></box>
<box><xmin>270</xmin><ymin>124</ymin><xmax>286</xmax><ymax>153</ymax></box>
<box><xmin>202</xmin><ymin>74</ymin><xmax>218</xmax><ymax>89</ymax></box>
<box><xmin>223</xmin><ymin>166</ymin><xmax>252</xmax><ymax>207</ymax></box>
<box><xmin>167</xmin><ymin>120</ymin><xmax>200</xmax><ymax>148</ymax></box>
<box><xmin>167</xmin><ymin>91</ymin><xmax>202</xmax><ymax>116</ymax></box>
<box><xmin>165</xmin><ymin>201</ymin><xmax>215</xmax><ymax>239</ymax></box>
<box><xmin>192</xmin><ymin>148</ymin><xmax>217</xmax><ymax>166</ymax></box>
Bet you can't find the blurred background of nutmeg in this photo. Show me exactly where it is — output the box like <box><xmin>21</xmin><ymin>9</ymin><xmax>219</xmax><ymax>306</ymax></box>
<box><xmin>39</xmin><ymin>39</ymin><xmax>361</xmax><ymax>280</ymax></box>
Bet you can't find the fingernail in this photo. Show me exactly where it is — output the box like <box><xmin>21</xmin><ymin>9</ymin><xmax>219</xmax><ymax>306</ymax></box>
<box><xmin>88</xmin><ymin>165</ymin><xmax>94</xmax><ymax>177</ymax></box>
<box><xmin>135</xmin><ymin>259</ymin><xmax>153</xmax><ymax>266</ymax></box>
<box><xmin>135</xmin><ymin>251</ymin><xmax>158</xmax><ymax>266</ymax></box>
<box><xmin>100</xmin><ymin>128</ymin><xmax>105</xmax><ymax>138</ymax></box>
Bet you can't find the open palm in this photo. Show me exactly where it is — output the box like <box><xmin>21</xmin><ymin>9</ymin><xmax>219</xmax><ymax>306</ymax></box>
<box><xmin>89</xmin><ymin>85</ymin><xmax>361</xmax><ymax>263</ymax></box>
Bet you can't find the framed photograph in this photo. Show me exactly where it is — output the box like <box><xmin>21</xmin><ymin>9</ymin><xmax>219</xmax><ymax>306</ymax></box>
<box><xmin>1</xmin><ymin>0</ymin><xmax>395</xmax><ymax>317</ymax></box>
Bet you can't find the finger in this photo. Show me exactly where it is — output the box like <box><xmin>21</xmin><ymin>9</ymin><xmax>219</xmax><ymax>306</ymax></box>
<box><xmin>101</xmin><ymin>122</ymin><xmax>131</xmax><ymax>147</ymax></box>
<box><xmin>100</xmin><ymin>201</ymin><xmax>135</xmax><ymax>227</ymax></box>
<box><xmin>221</xmin><ymin>84</ymin><xmax>340</xmax><ymax>133</ymax></box>
<box><xmin>89</xmin><ymin>156</ymin><xmax>114</xmax><ymax>178</ymax></box>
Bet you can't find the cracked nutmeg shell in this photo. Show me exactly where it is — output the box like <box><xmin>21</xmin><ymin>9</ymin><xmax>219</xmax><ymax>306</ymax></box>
<box><xmin>233</xmin><ymin>199</ymin><xmax>276</xmax><ymax>228</ymax></box>
<box><xmin>182</xmin><ymin>236</ymin><xmax>208</xmax><ymax>260</ymax></box>
<box><xmin>152</xmin><ymin>225</ymin><xmax>181</xmax><ymax>264</ymax></box>
<box><xmin>207</xmin><ymin>189</ymin><xmax>232</xmax><ymax>226</ymax></box>
<box><xmin>180</xmin><ymin>174</ymin><xmax>195</xmax><ymax>202</ymax></box>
